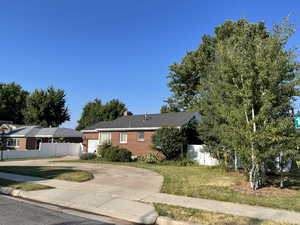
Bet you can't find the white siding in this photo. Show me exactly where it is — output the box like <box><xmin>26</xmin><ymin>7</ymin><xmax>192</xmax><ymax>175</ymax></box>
<box><xmin>187</xmin><ymin>144</ymin><xmax>219</xmax><ymax>166</ymax></box>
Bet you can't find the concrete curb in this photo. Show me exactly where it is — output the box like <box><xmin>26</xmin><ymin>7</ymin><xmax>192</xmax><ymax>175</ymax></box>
<box><xmin>0</xmin><ymin>186</ymin><xmax>25</xmax><ymax>197</ymax></box>
<box><xmin>0</xmin><ymin>186</ymin><xmax>157</xmax><ymax>224</ymax></box>
<box><xmin>156</xmin><ymin>216</ymin><xmax>201</xmax><ymax>225</ymax></box>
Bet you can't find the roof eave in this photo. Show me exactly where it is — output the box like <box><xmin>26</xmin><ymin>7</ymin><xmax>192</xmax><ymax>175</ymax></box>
<box><xmin>2</xmin><ymin>135</ymin><xmax>26</xmax><ymax>138</ymax></box>
<box><xmin>82</xmin><ymin>126</ymin><xmax>182</xmax><ymax>132</ymax></box>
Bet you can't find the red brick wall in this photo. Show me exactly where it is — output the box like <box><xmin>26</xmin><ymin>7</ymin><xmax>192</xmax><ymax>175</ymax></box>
<box><xmin>111</xmin><ymin>131</ymin><xmax>155</xmax><ymax>156</ymax></box>
<box><xmin>83</xmin><ymin>132</ymin><xmax>99</xmax><ymax>152</ymax></box>
<box><xmin>83</xmin><ymin>130</ymin><xmax>156</xmax><ymax>156</ymax></box>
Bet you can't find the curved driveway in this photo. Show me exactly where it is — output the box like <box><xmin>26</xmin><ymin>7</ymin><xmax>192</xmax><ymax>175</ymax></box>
<box><xmin>0</xmin><ymin>157</ymin><xmax>163</xmax><ymax>193</ymax></box>
<box><xmin>0</xmin><ymin>157</ymin><xmax>164</xmax><ymax>224</ymax></box>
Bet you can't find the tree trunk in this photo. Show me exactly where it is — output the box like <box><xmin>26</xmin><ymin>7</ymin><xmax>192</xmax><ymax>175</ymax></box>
<box><xmin>249</xmin><ymin>162</ymin><xmax>263</xmax><ymax>190</ymax></box>
<box><xmin>249</xmin><ymin>105</ymin><xmax>263</xmax><ymax>190</ymax></box>
<box><xmin>279</xmin><ymin>151</ymin><xmax>284</xmax><ymax>188</ymax></box>
<box><xmin>234</xmin><ymin>149</ymin><xmax>238</xmax><ymax>171</ymax></box>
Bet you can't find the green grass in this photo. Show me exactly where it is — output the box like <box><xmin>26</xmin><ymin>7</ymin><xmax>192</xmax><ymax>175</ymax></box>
<box><xmin>55</xmin><ymin>159</ymin><xmax>300</xmax><ymax>212</ymax></box>
<box><xmin>0</xmin><ymin>178</ymin><xmax>53</xmax><ymax>191</ymax></box>
<box><xmin>154</xmin><ymin>203</ymin><xmax>293</xmax><ymax>225</ymax></box>
<box><xmin>0</xmin><ymin>166</ymin><xmax>94</xmax><ymax>182</ymax></box>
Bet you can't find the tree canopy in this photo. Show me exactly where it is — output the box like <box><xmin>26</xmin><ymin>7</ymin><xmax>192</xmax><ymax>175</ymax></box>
<box><xmin>24</xmin><ymin>87</ymin><xmax>70</xmax><ymax>127</ymax></box>
<box><xmin>165</xmin><ymin>18</ymin><xmax>300</xmax><ymax>190</ymax></box>
<box><xmin>0</xmin><ymin>82</ymin><xmax>28</xmax><ymax>124</ymax></box>
<box><xmin>76</xmin><ymin>99</ymin><xmax>127</xmax><ymax>130</ymax></box>
<box><xmin>160</xmin><ymin>104</ymin><xmax>179</xmax><ymax>114</ymax></box>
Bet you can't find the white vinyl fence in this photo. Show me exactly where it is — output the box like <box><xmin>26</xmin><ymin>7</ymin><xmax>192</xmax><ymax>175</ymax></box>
<box><xmin>1</xmin><ymin>143</ymin><xmax>83</xmax><ymax>160</ymax></box>
<box><xmin>187</xmin><ymin>144</ymin><xmax>219</xmax><ymax>166</ymax></box>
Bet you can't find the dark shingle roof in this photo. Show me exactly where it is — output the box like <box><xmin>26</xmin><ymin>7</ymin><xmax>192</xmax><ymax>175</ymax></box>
<box><xmin>84</xmin><ymin>111</ymin><xmax>199</xmax><ymax>131</ymax></box>
<box><xmin>3</xmin><ymin>127</ymin><xmax>82</xmax><ymax>138</ymax></box>
<box><xmin>53</xmin><ymin>128</ymin><xmax>83</xmax><ymax>138</ymax></box>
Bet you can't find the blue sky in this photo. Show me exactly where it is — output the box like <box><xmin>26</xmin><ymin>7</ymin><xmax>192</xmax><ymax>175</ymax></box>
<box><xmin>1</xmin><ymin>0</ymin><xmax>299</xmax><ymax>128</ymax></box>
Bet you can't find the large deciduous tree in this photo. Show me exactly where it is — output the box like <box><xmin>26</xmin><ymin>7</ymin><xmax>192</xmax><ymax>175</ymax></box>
<box><xmin>165</xmin><ymin>18</ymin><xmax>300</xmax><ymax>190</ymax></box>
<box><xmin>24</xmin><ymin>87</ymin><xmax>70</xmax><ymax>127</ymax></box>
<box><xmin>76</xmin><ymin>99</ymin><xmax>127</xmax><ymax>130</ymax></box>
<box><xmin>0</xmin><ymin>82</ymin><xmax>28</xmax><ymax>124</ymax></box>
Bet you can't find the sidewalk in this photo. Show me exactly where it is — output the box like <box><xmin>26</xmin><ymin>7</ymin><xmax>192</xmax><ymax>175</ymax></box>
<box><xmin>0</xmin><ymin>172</ymin><xmax>158</xmax><ymax>224</ymax></box>
<box><xmin>143</xmin><ymin>193</ymin><xmax>300</xmax><ymax>224</ymax></box>
<box><xmin>1</xmin><ymin>171</ymin><xmax>300</xmax><ymax>224</ymax></box>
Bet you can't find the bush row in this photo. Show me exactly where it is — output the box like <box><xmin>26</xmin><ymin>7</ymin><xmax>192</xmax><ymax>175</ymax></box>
<box><xmin>80</xmin><ymin>141</ymin><xmax>197</xmax><ymax>166</ymax></box>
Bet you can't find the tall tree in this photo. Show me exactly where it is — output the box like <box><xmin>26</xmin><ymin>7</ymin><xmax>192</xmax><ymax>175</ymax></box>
<box><xmin>160</xmin><ymin>105</ymin><xmax>179</xmax><ymax>114</ymax></box>
<box><xmin>76</xmin><ymin>99</ymin><xmax>103</xmax><ymax>131</ymax></box>
<box><xmin>102</xmin><ymin>99</ymin><xmax>127</xmax><ymax>121</ymax></box>
<box><xmin>24</xmin><ymin>87</ymin><xmax>70</xmax><ymax>127</ymax></box>
<box><xmin>166</xmin><ymin>35</ymin><xmax>216</xmax><ymax>111</ymax></box>
<box><xmin>166</xmin><ymin>18</ymin><xmax>300</xmax><ymax>190</ymax></box>
<box><xmin>76</xmin><ymin>99</ymin><xmax>127</xmax><ymax>130</ymax></box>
<box><xmin>0</xmin><ymin>82</ymin><xmax>28</xmax><ymax>124</ymax></box>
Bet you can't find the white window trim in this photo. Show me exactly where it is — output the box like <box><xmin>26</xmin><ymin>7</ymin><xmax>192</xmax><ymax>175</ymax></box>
<box><xmin>137</xmin><ymin>131</ymin><xmax>145</xmax><ymax>141</ymax></box>
<box><xmin>6</xmin><ymin>138</ymin><xmax>20</xmax><ymax>147</ymax></box>
<box><xmin>99</xmin><ymin>132</ymin><xmax>111</xmax><ymax>144</ymax></box>
<box><xmin>120</xmin><ymin>132</ymin><xmax>128</xmax><ymax>144</ymax></box>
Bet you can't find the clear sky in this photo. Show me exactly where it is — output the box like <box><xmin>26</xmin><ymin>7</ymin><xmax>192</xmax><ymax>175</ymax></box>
<box><xmin>1</xmin><ymin>0</ymin><xmax>299</xmax><ymax>128</ymax></box>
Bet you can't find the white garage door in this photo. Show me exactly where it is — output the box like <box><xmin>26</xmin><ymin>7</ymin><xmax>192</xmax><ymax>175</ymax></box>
<box><xmin>87</xmin><ymin>140</ymin><xmax>99</xmax><ymax>153</ymax></box>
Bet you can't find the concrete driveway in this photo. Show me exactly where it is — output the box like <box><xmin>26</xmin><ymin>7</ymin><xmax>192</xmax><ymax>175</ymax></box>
<box><xmin>0</xmin><ymin>157</ymin><xmax>163</xmax><ymax>224</ymax></box>
<box><xmin>2</xmin><ymin>158</ymin><xmax>300</xmax><ymax>224</ymax></box>
<box><xmin>0</xmin><ymin>157</ymin><xmax>163</xmax><ymax>193</ymax></box>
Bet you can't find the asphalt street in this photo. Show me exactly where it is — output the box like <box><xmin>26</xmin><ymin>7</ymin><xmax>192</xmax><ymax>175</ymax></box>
<box><xmin>0</xmin><ymin>194</ymin><xmax>122</xmax><ymax>225</ymax></box>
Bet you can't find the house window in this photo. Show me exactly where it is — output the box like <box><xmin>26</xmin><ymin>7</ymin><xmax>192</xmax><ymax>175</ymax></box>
<box><xmin>100</xmin><ymin>132</ymin><xmax>111</xmax><ymax>144</ymax></box>
<box><xmin>137</xmin><ymin>131</ymin><xmax>144</xmax><ymax>141</ymax></box>
<box><xmin>6</xmin><ymin>138</ymin><xmax>20</xmax><ymax>147</ymax></box>
<box><xmin>120</xmin><ymin>132</ymin><xmax>127</xmax><ymax>144</ymax></box>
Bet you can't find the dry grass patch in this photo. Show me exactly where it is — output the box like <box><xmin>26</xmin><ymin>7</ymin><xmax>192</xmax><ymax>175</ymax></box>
<box><xmin>154</xmin><ymin>203</ymin><xmax>293</xmax><ymax>225</ymax></box>
<box><xmin>0</xmin><ymin>178</ymin><xmax>53</xmax><ymax>191</ymax></box>
<box><xmin>231</xmin><ymin>173</ymin><xmax>297</xmax><ymax>197</ymax></box>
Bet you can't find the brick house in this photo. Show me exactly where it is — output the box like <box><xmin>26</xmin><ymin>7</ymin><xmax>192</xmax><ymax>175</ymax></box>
<box><xmin>0</xmin><ymin>125</ymin><xmax>82</xmax><ymax>150</ymax></box>
<box><xmin>81</xmin><ymin>111</ymin><xmax>200</xmax><ymax>156</ymax></box>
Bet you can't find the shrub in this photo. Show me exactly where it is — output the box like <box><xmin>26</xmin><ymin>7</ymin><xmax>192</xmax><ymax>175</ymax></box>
<box><xmin>139</xmin><ymin>152</ymin><xmax>164</xmax><ymax>164</ymax></box>
<box><xmin>80</xmin><ymin>153</ymin><xmax>97</xmax><ymax>160</ymax></box>
<box><xmin>104</xmin><ymin>146</ymin><xmax>132</xmax><ymax>162</ymax></box>
<box><xmin>152</xmin><ymin>127</ymin><xmax>185</xmax><ymax>160</ymax></box>
<box><xmin>178</xmin><ymin>158</ymin><xmax>196</xmax><ymax>167</ymax></box>
<box><xmin>97</xmin><ymin>141</ymin><xmax>111</xmax><ymax>158</ymax></box>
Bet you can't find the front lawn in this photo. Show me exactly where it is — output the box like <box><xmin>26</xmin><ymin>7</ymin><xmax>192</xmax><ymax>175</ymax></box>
<box><xmin>55</xmin><ymin>159</ymin><xmax>300</xmax><ymax>212</ymax></box>
<box><xmin>0</xmin><ymin>178</ymin><xmax>53</xmax><ymax>191</ymax></box>
<box><xmin>0</xmin><ymin>166</ymin><xmax>94</xmax><ymax>182</ymax></box>
<box><xmin>154</xmin><ymin>203</ymin><xmax>292</xmax><ymax>225</ymax></box>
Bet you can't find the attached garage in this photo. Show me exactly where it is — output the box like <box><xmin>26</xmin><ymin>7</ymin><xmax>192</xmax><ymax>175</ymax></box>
<box><xmin>87</xmin><ymin>139</ymin><xmax>99</xmax><ymax>153</ymax></box>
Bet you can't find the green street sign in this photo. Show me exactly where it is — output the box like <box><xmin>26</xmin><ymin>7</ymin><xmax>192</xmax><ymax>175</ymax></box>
<box><xmin>294</xmin><ymin>116</ymin><xmax>300</xmax><ymax>128</ymax></box>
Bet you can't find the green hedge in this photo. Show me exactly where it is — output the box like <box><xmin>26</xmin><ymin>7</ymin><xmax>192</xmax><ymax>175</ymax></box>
<box><xmin>102</xmin><ymin>146</ymin><xmax>132</xmax><ymax>162</ymax></box>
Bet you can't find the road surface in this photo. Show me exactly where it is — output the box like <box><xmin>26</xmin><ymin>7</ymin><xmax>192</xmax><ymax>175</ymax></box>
<box><xmin>0</xmin><ymin>194</ymin><xmax>126</xmax><ymax>225</ymax></box>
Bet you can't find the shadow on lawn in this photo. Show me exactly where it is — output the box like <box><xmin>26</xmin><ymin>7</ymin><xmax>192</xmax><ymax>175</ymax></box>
<box><xmin>248</xmin><ymin>218</ymin><xmax>270</xmax><ymax>225</ymax></box>
<box><xmin>284</xmin><ymin>169</ymin><xmax>300</xmax><ymax>191</ymax></box>
<box><xmin>266</xmin><ymin>168</ymin><xmax>300</xmax><ymax>191</ymax></box>
<box><xmin>0</xmin><ymin>166</ymin><xmax>81</xmax><ymax>180</ymax></box>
